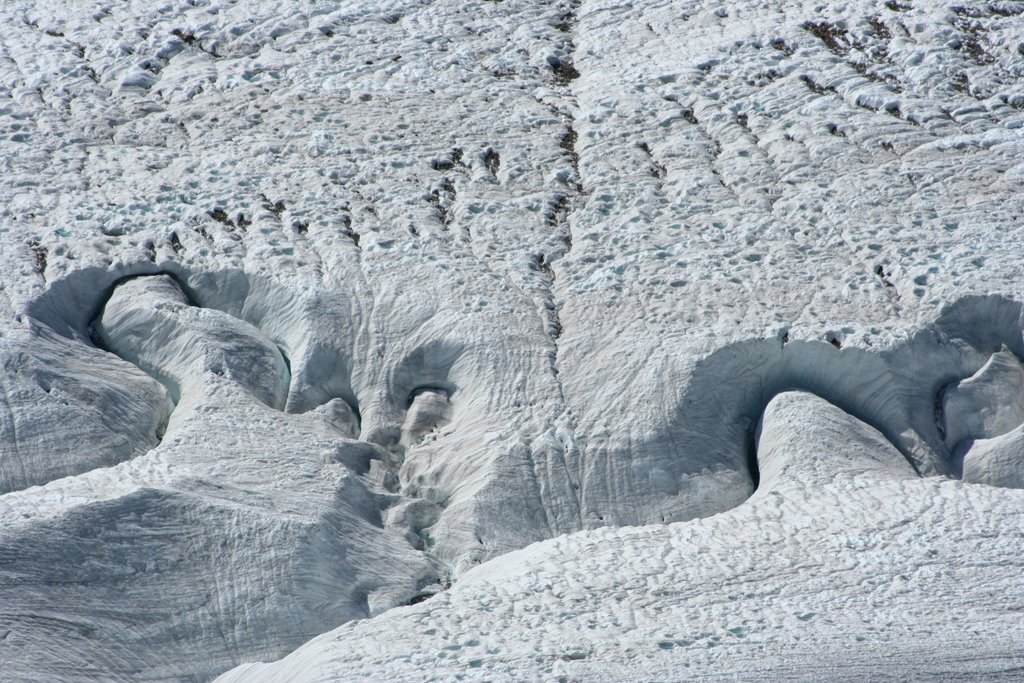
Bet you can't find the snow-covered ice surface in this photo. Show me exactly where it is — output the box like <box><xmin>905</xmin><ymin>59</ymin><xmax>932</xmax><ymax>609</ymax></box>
<box><xmin>1</xmin><ymin>0</ymin><xmax>1024</xmax><ymax>679</ymax></box>
<box><xmin>220</xmin><ymin>395</ymin><xmax>1024</xmax><ymax>681</ymax></box>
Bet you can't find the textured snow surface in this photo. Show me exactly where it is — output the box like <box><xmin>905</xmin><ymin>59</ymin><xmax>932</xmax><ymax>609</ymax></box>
<box><xmin>2</xmin><ymin>0</ymin><xmax>1024</xmax><ymax>679</ymax></box>
<box><xmin>221</xmin><ymin>466</ymin><xmax>1024</xmax><ymax>681</ymax></box>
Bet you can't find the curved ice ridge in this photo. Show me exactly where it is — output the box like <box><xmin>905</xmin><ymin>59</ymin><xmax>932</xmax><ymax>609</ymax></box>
<box><xmin>38</xmin><ymin>266</ymin><xmax>1013</xmax><ymax>540</ymax></box>
<box><xmin>94</xmin><ymin>273</ymin><xmax>290</xmax><ymax>414</ymax></box>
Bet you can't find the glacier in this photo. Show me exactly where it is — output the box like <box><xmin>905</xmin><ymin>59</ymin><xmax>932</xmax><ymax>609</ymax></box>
<box><xmin>1</xmin><ymin>0</ymin><xmax>1023</xmax><ymax>680</ymax></box>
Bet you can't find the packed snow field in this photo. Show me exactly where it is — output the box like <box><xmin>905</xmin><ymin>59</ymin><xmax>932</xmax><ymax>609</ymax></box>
<box><xmin>1</xmin><ymin>0</ymin><xmax>1023</xmax><ymax>680</ymax></box>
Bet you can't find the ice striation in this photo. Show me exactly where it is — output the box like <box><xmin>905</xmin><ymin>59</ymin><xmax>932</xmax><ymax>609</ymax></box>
<box><xmin>1</xmin><ymin>0</ymin><xmax>1024</xmax><ymax>680</ymax></box>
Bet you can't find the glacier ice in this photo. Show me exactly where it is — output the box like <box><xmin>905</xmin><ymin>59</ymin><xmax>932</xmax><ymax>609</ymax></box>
<box><xmin>754</xmin><ymin>390</ymin><xmax>919</xmax><ymax>491</ymax></box>
<box><xmin>2</xmin><ymin>0</ymin><xmax>1024</xmax><ymax>679</ymax></box>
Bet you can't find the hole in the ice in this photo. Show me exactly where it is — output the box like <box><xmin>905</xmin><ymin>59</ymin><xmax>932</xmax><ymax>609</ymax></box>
<box><xmin>405</xmin><ymin>385</ymin><xmax>451</xmax><ymax>409</ymax></box>
<box><xmin>277</xmin><ymin>346</ymin><xmax>292</xmax><ymax>377</ymax></box>
<box><xmin>483</xmin><ymin>148</ymin><xmax>500</xmax><ymax>177</ymax></box>
<box><xmin>405</xmin><ymin>593</ymin><xmax>432</xmax><ymax>606</ymax></box>
<box><xmin>746</xmin><ymin>423</ymin><xmax>761</xmax><ymax>489</ymax></box>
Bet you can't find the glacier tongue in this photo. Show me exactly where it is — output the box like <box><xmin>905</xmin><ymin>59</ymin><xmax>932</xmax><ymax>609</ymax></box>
<box><xmin>2</xmin><ymin>0</ymin><xmax>1024</xmax><ymax>679</ymax></box>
